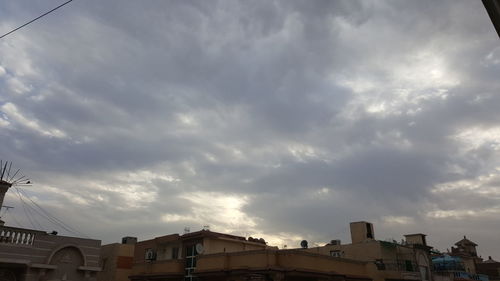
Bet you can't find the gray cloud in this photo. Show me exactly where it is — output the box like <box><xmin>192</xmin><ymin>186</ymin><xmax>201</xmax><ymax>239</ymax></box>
<box><xmin>1</xmin><ymin>0</ymin><xmax>499</xmax><ymax>257</ymax></box>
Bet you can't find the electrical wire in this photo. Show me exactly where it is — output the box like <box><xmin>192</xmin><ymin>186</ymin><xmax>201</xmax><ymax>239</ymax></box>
<box><xmin>16</xmin><ymin>188</ymin><xmax>89</xmax><ymax>238</ymax></box>
<box><xmin>2</xmin><ymin>208</ymin><xmax>24</xmax><ymax>228</ymax></box>
<box><xmin>0</xmin><ymin>0</ymin><xmax>75</xmax><ymax>40</ymax></box>
<box><xmin>15</xmin><ymin>188</ymin><xmax>40</xmax><ymax>230</ymax></box>
<box><xmin>17</xmin><ymin>188</ymin><xmax>83</xmax><ymax>235</ymax></box>
<box><xmin>16</xmin><ymin>187</ymin><xmax>74</xmax><ymax>234</ymax></box>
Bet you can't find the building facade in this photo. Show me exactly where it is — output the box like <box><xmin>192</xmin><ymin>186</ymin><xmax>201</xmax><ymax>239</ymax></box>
<box><xmin>128</xmin><ymin>229</ymin><xmax>377</xmax><ymax>281</ymax></box>
<box><xmin>476</xmin><ymin>257</ymin><xmax>500</xmax><ymax>281</ymax></box>
<box><xmin>0</xmin><ymin>178</ymin><xmax>101</xmax><ymax>281</ymax></box>
<box><xmin>97</xmin><ymin>237</ymin><xmax>137</xmax><ymax>281</ymax></box>
<box><xmin>302</xmin><ymin>222</ymin><xmax>433</xmax><ymax>281</ymax></box>
<box><xmin>431</xmin><ymin>236</ymin><xmax>489</xmax><ymax>281</ymax></box>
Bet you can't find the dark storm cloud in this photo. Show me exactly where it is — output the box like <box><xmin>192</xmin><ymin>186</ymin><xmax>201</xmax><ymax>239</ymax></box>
<box><xmin>0</xmin><ymin>0</ymin><xmax>499</xmax><ymax>256</ymax></box>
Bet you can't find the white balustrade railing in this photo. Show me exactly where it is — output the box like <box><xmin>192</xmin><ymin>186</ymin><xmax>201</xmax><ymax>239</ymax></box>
<box><xmin>0</xmin><ymin>226</ymin><xmax>37</xmax><ymax>245</ymax></box>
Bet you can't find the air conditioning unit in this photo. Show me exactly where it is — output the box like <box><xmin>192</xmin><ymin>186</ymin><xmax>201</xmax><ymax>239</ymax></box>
<box><xmin>145</xmin><ymin>249</ymin><xmax>157</xmax><ymax>261</ymax></box>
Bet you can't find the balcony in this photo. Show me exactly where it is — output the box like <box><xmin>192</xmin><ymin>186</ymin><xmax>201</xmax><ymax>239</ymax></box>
<box><xmin>131</xmin><ymin>259</ymin><xmax>184</xmax><ymax>276</ymax></box>
<box><xmin>0</xmin><ymin>225</ymin><xmax>43</xmax><ymax>246</ymax></box>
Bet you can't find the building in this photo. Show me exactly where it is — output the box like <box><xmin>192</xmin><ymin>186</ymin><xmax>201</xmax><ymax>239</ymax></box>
<box><xmin>476</xmin><ymin>257</ymin><xmax>500</xmax><ymax>281</ymax></box>
<box><xmin>302</xmin><ymin>221</ymin><xmax>433</xmax><ymax>281</ymax></box>
<box><xmin>431</xmin><ymin>236</ymin><xmax>489</xmax><ymax>281</ymax></box>
<box><xmin>129</xmin><ymin>229</ymin><xmax>374</xmax><ymax>281</ymax></box>
<box><xmin>130</xmin><ymin>229</ymin><xmax>275</xmax><ymax>281</ymax></box>
<box><xmin>97</xmin><ymin>237</ymin><xmax>137</xmax><ymax>281</ymax></box>
<box><xmin>450</xmin><ymin>236</ymin><xmax>482</xmax><ymax>271</ymax></box>
<box><xmin>0</xmin><ymin>172</ymin><xmax>101</xmax><ymax>281</ymax></box>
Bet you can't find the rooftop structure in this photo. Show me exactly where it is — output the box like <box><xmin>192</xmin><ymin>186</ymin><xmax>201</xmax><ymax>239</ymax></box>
<box><xmin>303</xmin><ymin>222</ymin><xmax>433</xmax><ymax>281</ymax></box>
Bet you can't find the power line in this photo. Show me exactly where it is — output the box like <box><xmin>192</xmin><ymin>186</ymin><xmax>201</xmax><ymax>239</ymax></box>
<box><xmin>16</xmin><ymin>188</ymin><xmax>89</xmax><ymax>238</ymax></box>
<box><xmin>15</xmin><ymin>188</ymin><xmax>40</xmax><ymax>230</ymax></box>
<box><xmin>0</xmin><ymin>0</ymin><xmax>75</xmax><ymax>40</ymax></box>
<box><xmin>3</xmin><ymin>208</ymin><xmax>24</xmax><ymax>228</ymax></box>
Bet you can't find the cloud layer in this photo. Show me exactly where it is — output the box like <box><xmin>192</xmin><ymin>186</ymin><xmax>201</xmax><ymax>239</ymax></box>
<box><xmin>1</xmin><ymin>0</ymin><xmax>499</xmax><ymax>257</ymax></box>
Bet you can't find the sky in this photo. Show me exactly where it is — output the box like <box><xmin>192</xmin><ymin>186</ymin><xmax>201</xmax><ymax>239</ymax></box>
<box><xmin>0</xmin><ymin>0</ymin><xmax>499</xmax><ymax>258</ymax></box>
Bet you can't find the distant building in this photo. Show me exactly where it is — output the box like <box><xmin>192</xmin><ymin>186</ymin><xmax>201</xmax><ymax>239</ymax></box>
<box><xmin>303</xmin><ymin>221</ymin><xmax>433</xmax><ymax>281</ymax></box>
<box><xmin>432</xmin><ymin>236</ymin><xmax>489</xmax><ymax>281</ymax></box>
<box><xmin>97</xmin><ymin>237</ymin><xmax>137</xmax><ymax>281</ymax></box>
<box><xmin>0</xmin><ymin>177</ymin><xmax>101</xmax><ymax>281</ymax></box>
<box><xmin>476</xmin><ymin>256</ymin><xmax>500</xmax><ymax>281</ymax></box>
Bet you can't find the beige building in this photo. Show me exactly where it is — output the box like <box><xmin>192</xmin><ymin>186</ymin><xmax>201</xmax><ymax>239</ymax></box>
<box><xmin>303</xmin><ymin>221</ymin><xmax>433</xmax><ymax>281</ymax></box>
<box><xmin>97</xmin><ymin>237</ymin><xmax>137</xmax><ymax>281</ymax></box>
<box><xmin>129</xmin><ymin>229</ymin><xmax>374</xmax><ymax>281</ymax></box>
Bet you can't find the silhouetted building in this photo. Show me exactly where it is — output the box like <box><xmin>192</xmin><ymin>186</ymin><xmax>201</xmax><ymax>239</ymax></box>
<box><xmin>476</xmin><ymin>257</ymin><xmax>500</xmax><ymax>281</ymax></box>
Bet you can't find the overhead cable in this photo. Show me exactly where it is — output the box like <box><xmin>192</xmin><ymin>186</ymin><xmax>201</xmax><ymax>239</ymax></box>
<box><xmin>16</xmin><ymin>188</ymin><xmax>89</xmax><ymax>238</ymax></box>
<box><xmin>0</xmin><ymin>0</ymin><xmax>75</xmax><ymax>39</ymax></box>
<box><xmin>15</xmin><ymin>188</ymin><xmax>41</xmax><ymax>230</ymax></box>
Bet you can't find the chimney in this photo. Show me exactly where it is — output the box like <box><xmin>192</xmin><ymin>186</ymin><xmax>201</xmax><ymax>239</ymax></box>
<box><xmin>350</xmin><ymin>221</ymin><xmax>375</xmax><ymax>243</ymax></box>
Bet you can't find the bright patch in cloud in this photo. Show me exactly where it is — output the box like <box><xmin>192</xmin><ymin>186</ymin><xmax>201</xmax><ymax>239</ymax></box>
<box><xmin>382</xmin><ymin>216</ymin><xmax>414</xmax><ymax>225</ymax></box>
<box><xmin>453</xmin><ymin>126</ymin><xmax>500</xmax><ymax>151</ymax></box>
<box><xmin>179</xmin><ymin>192</ymin><xmax>257</xmax><ymax>233</ymax></box>
<box><xmin>1</xmin><ymin>103</ymin><xmax>66</xmax><ymax>138</ymax></box>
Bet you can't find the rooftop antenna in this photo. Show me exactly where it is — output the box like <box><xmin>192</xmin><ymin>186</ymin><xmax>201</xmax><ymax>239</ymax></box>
<box><xmin>0</xmin><ymin>160</ymin><xmax>32</xmax><ymax>216</ymax></box>
<box><xmin>0</xmin><ymin>205</ymin><xmax>13</xmax><ymax>217</ymax></box>
<box><xmin>0</xmin><ymin>205</ymin><xmax>13</xmax><ymax>227</ymax></box>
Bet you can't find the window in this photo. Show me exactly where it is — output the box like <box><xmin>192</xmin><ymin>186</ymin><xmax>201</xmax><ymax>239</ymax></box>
<box><xmin>374</xmin><ymin>259</ymin><xmax>386</xmax><ymax>270</ymax></box>
<box><xmin>405</xmin><ymin>260</ymin><xmax>413</xmax><ymax>271</ymax></box>
<box><xmin>172</xmin><ymin>247</ymin><xmax>179</xmax><ymax>259</ymax></box>
<box><xmin>366</xmin><ymin>223</ymin><xmax>373</xmax><ymax>239</ymax></box>
<box><xmin>101</xmin><ymin>258</ymin><xmax>108</xmax><ymax>270</ymax></box>
<box><xmin>184</xmin><ymin>245</ymin><xmax>198</xmax><ymax>281</ymax></box>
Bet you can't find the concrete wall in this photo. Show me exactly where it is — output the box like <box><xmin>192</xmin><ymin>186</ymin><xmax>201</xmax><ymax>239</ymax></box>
<box><xmin>203</xmin><ymin>237</ymin><xmax>268</xmax><ymax>254</ymax></box>
<box><xmin>304</xmin><ymin>240</ymin><xmax>382</xmax><ymax>261</ymax></box>
<box><xmin>195</xmin><ymin>249</ymin><xmax>371</xmax><ymax>279</ymax></box>
<box><xmin>97</xmin><ymin>243</ymin><xmax>134</xmax><ymax>281</ymax></box>
<box><xmin>131</xmin><ymin>259</ymin><xmax>184</xmax><ymax>276</ymax></box>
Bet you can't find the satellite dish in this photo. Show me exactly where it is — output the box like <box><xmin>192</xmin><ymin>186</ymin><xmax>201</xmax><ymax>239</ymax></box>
<box><xmin>300</xmin><ymin>240</ymin><xmax>308</xmax><ymax>249</ymax></box>
<box><xmin>195</xmin><ymin>243</ymin><xmax>204</xmax><ymax>254</ymax></box>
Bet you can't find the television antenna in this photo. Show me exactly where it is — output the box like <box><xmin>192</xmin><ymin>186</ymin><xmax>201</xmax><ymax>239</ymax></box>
<box><xmin>0</xmin><ymin>160</ymin><xmax>32</xmax><ymax>186</ymax></box>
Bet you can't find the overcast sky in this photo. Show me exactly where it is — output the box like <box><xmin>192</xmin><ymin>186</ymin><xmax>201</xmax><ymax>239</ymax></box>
<box><xmin>1</xmin><ymin>0</ymin><xmax>499</xmax><ymax>257</ymax></box>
